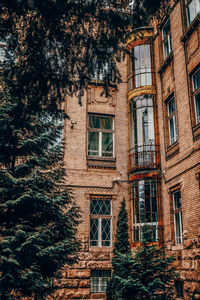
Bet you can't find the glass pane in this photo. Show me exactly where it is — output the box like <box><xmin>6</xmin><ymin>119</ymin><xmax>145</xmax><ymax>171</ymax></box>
<box><xmin>89</xmin><ymin>115</ymin><xmax>100</xmax><ymax>129</ymax></box>
<box><xmin>173</xmin><ymin>190</ymin><xmax>182</xmax><ymax>209</ymax></box>
<box><xmin>100</xmin><ymin>116</ymin><xmax>112</xmax><ymax>130</ymax></box>
<box><xmin>163</xmin><ymin>20</ymin><xmax>170</xmax><ymax>38</ymax></box>
<box><xmin>164</xmin><ymin>39</ymin><xmax>169</xmax><ymax>58</ymax></box>
<box><xmin>88</xmin><ymin>132</ymin><xmax>99</xmax><ymax>156</ymax></box>
<box><xmin>188</xmin><ymin>0</ymin><xmax>197</xmax><ymax>24</ymax></box>
<box><xmin>101</xmin><ymin>218</ymin><xmax>111</xmax><ymax>246</ymax></box>
<box><xmin>175</xmin><ymin>212</ymin><xmax>182</xmax><ymax>244</ymax></box>
<box><xmin>90</xmin><ymin>218</ymin><xmax>99</xmax><ymax>246</ymax></box>
<box><xmin>169</xmin><ymin>117</ymin><xmax>175</xmax><ymax>144</ymax></box>
<box><xmin>102</xmin><ymin>132</ymin><xmax>113</xmax><ymax>157</ymax></box>
<box><xmin>89</xmin><ymin>115</ymin><xmax>112</xmax><ymax>129</ymax></box>
<box><xmin>139</xmin><ymin>180</ymin><xmax>145</xmax><ymax>223</ymax></box>
<box><xmin>195</xmin><ymin>92</ymin><xmax>200</xmax><ymax>123</ymax></box>
<box><xmin>193</xmin><ymin>69</ymin><xmax>200</xmax><ymax>91</ymax></box>
<box><xmin>90</xmin><ymin>199</ymin><xmax>111</xmax><ymax>215</ymax></box>
<box><xmin>91</xmin><ymin>277</ymin><xmax>100</xmax><ymax>293</ymax></box>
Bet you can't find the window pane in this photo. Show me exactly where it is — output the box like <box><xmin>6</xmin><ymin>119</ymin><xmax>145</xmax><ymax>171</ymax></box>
<box><xmin>88</xmin><ymin>132</ymin><xmax>99</xmax><ymax>156</ymax></box>
<box><xmin>90</xmin><ymin>199</ymin><xmax>111</xmax><ymax>215</ymax></box>
<box><xmin>90</xmin><ymin>218</ymin><xmax>99</xmax><ymax>246</ymax></box>
<box><xmin>195</xmin><ymin>92</ymin><xmax>200</xmax><ymax>123</ymax></box>
<box><xmin>193</xmin><ymin>69</ymin><xmax>200</xmax><ymax>91</ymax></box>
<box><xmin>168</xmin><ymin>98</ymin><xmax>175</xmax><ymax>115</ymax></box>
<box><xmin>163</xmin><ymin>20</ymin><xmax>170</xmax><ymax>38</ymax></box>
<box><xmin>102</xmin><ymin>132</ymin><xmax>113</xmax><ymax>157</ymax></box>
<box><xmin>89</xmin><ymin>115</ymin><xmax>101</xmax><ymax>129</ymax></box>
<box><xmin>169</xmin><ymin>117</ymin><xmax>175</xmax><ymax>144</ymax></box>
<box><xmin>101</xmin><ymin>218</ymin><xmax>111</xmax><ymax>246</ymax></box>
<box><xmin>173</xmin><ymin>191</ymin><xmax>182</xmax><ymax>210</ymax></box>
<box><xmin>188</xmin><ymin>0</ymin><xmax>197</xmax><ymax>24</ymax></box>
<box><xmin>91</xmin><ymin>277</ymin><xmax>100</xmax><ymax>293</ymax></box>
<box><xmin>175</xmin><ymin>212</ymin><xmax>182</xmax><ymax>244</ymax></box>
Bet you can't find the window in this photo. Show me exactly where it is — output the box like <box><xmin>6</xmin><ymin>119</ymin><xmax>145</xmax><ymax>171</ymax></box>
<box><xmin>162</xmin><ymin>19</ymin><xmax>172</xmax><ymax>59</ymax></box>
<box><xmin>173</xmin><ymin>190</ymin><xmax>183</xmax><ymax>244</ymax></box>
<box><xmin>90</xmin><ymin>196</ymin><xmax>112</xmax><ymax>247</ymax></box>
<box><xmin>128</xmin><ymin>44</ymin><xmax>152</xmax><ymax>91</ymax></box>
<box><xmin>131</xmin><ymin>179</ymin><xmax>159</xmax><ymax>243</ymax></box>
<box><xmin>175</xmin><ymin>280</ymin><xmax>184</xmax><ymax>298</ymax></box>
<box><xmin>91</xmin><ymin>61</ymin><xmax>112</xmax><ymax>81</ymax></box>
<box><xmin>186</xmin><ymin>0</ymin><xmax>200</xmax><ymax>25</ymax></box>
<box><xmin>129</xmin><ymin>95</ymin><xmax>156</xmax><ymax>168</ymax></box>
<box><xmin>88</xmin><ymin>115</ymin><xmax>114</xmax><ymax>157</ymax></box>
<box><xmin>91</xmin><ymin>270</ymin><xmax>111</xmax><ymax>293</ymax></box>
<box><xmin>167</xmin><ymin>97</ymin><xmax>178</xmax><ymax>145</ymax></box>
<box><xmin>192</xmin><ymin>68</ymin><xmax>200</xmax><ymax>124</ymax></box>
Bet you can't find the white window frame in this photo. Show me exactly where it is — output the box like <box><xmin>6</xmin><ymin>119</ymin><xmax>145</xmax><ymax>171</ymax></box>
<box><xmin>173</xmin><ymin>190</ymin><xmax>183</xmax><ymax>245</ymax></box>
<box><xmin>162</xmin><ymin>19</ymin><xmax>172</xmax><ymax>59</ymax></box>
<box><xmin>192</xmin><ymin>68</ymin><xmax>200</xmax><ymax>125</ymax></box>
<box><xmin>167</xmin><ymin>98</ymin><xmax>178</xmax><ymax>145</ymax></box>
<box><xmin>88</xmin><ymin>114</ymin><xmax>114</xmax><ymax>158</ymax></box>
<box><xmin>186</xmin><ymin>0</ymin><xmax>200</xmax><ymax>25</ymax></box>
<box><xmin>90</xmin><ymin>197</ymin><xmax>112</xmax><ymax>247</ymax></box>
<box><xmin>90</xmin><ymin>270</ymin><xmax>111</xmax><ymax>293</ymax></box>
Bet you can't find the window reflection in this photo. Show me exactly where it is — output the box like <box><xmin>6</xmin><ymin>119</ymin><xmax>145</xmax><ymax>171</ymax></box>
<box><xmin>129</xmin><ymin>95</ymin><xmax>156</xmax><ymax>168</ymax></box>
<box><xmin>132</xmin><ymin>179</ymin><xmax>159</xmax><ymax>242</ymax></box>
<box><xmin>128</xmin><ymin>44</ymin><xmax>152</xmax><ymax>91</ymax></box>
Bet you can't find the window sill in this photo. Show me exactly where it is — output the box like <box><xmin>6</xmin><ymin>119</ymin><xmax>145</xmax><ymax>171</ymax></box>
<box><xmin>181</xmin><ymin>13</ymin><xmax>200</xmax><ymax>44</ymax></box>
<box><xmin>158</xmin><ymin>51</ymin><xmax>173</xmax><ymax>75</ymax></box>
<box><xmin>166</xmin><ymin>141</ymin><xmax>179</xmax><ymax>160</ymax></box>
<box><xmin>87</xmin><ymin>156</ymin><xmax>116</xmax><ymax>169</ymax></box>
<box><xmin>192</xmin><ymin>123</ymin><xmax>200</xmax><ymax>141</ymax></box>
<box><xmin>88</xmin><ymin>79</ymin><xmax>117</xmax><ymax>88</ymax></box>
<box><xmin>172</xmin><ymin>244</ymin><xmax>183</xmax><ymax>251</ymax></box>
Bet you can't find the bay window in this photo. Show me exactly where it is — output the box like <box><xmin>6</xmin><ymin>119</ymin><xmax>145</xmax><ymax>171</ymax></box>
<box><xmin>129</xmin><ymin>95</ymin><xmax>156</xmax><ymax>168</ymax></box>
<box><xmin>132</xmin><ymin>179</ymin><xmax>159</xmax><ymax>242</ymax></box>
<box><xmin>90</xmin><ymin>196</ymin><xmax>112</xmax><ymax>247</ymax></box>
<box><xmin>88</xmin><ymin>115</ymin><xmax>114</xmax><ymax>157</ymax></box>
<box><xmin>128</xmin><ymin>44</ymin><xmax>152</xmax><ymax>91</ymax></box>
<box><xmin>192</xmin><ymin>68</ymin><xmax>200</xmax><ymax>124</ymax></box>
<box><xmin>186</xmin><ymin>0</ymin><xmax>200</xmax><ymax>25</ymax></box>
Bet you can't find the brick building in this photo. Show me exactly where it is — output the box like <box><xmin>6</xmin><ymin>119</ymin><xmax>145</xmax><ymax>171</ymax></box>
<box><xmin>58</xmin><ymin>0</ymin><xmax>200</xmax><ymax>299</ymax></box>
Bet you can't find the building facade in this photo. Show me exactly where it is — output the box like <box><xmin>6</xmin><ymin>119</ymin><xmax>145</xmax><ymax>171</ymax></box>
<box><xmin>57</xmin><ymin>0</ymin><xmax>200</xmax><ymax>299</ymax></box>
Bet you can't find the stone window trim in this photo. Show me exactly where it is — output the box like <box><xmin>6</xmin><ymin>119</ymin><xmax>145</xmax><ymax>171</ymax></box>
<box><xmin>90</xmin><ymin>269</ymin><xmax>111</xmax><ymax>293</ymax></box>
<box><xmin>89</xmin><ymin>195</ymin><xmax>112</xmax><ymax>248</ymax></box>
<box><xmin>169</xmin><ymin>184</ymin><xmax>184</xmax><ymax>246</ymax></box>
<box><xmin>87</xmin><ymin>113</ymin><xmax>115</xmax><ymax>159</ymax></box>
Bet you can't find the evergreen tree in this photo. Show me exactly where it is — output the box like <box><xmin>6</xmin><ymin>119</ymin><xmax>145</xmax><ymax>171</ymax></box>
<box><xmin>0</xmin><ymin>89</ymin><xmax>81</xmax><ymax>299</ymax></box>
<box><xmin>114</xmin><ymin>198</ymin><xmax>131</xmax><ymax>254</ymax></box>
<box><xmin>107</xmin><ymin>198</ymin><xmax>132</xmax><ymax>300</ymax></box>
<box><xmin>108</xmin><ymin>226</ymin><xmax>176</xmax><ymax>300</ymax></box>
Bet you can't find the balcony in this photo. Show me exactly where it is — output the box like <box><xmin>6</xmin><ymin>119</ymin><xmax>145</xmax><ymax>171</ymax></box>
<box><xmin>129</xmin><ymin>144</ymin><xmax>160</xmax><ymax>171</ymax></box>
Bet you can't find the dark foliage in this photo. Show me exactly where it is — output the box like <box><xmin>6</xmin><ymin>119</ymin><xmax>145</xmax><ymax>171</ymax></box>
<box><xmin>0</xmin><ymin>89</ymin><xmax>81</xmax><ymax>299</ymax></box>
<box><xmin>0</xmin><ymin>0</ymin><xmax>164</xmax><ymax>110</ymax></box>
<box><xmin>107</xmin><ymin>226</ymin><xmax>176</xmax><ymax>300</ymax></box>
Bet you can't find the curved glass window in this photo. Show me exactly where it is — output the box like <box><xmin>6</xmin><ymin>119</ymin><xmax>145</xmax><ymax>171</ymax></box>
<box><xmin>131</xmin><ymin>179</ymin><xmax>159</xmax><ymax>242</ymax></box>
<box><xmin>128</xmin><ymin>44</ymin><xmax>152</xmax><ymax>91</ymax></box>
<box><xmin>129</xmin><ymin>95</ymin><xmax>156</xmax><ymax>168</ymax></box>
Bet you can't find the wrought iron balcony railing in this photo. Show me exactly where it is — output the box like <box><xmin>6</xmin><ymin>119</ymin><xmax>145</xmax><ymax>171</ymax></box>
<box><xmin>129</xmin><ymin>144</ymin><xmax>160</xmax><ymax>171</ymax></box>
